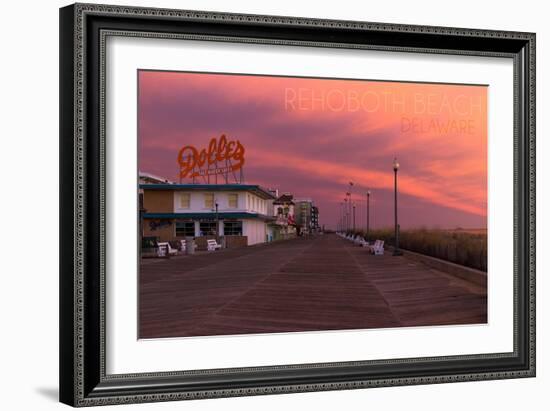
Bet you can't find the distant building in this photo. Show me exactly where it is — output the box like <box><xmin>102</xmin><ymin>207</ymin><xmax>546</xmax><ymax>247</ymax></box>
<box><xmin>294</xmin><ymin>198</ymin><xmax>320</xmax><ymax>235</ymax></box>
<box><xmin>270</xmin><ymin>193</ymin><xmax>297</xmax><ymax>240</ymax></box>
<box><xmin>140</xmin><ymin>183</ymin><xmax>276</xmax><ymax>246</ymax></box>
<box><xmin>311</xmin><ymin>205</ymin><xmax>320</xmax><ymax>232</ymax></box>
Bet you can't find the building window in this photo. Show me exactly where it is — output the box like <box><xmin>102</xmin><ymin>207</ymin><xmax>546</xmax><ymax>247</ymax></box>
<box><xmin>224</xmin><ymin>221</ymin><xmax>242</xmax><ymax>236</ymax></box>
<box><xmin>277</xmin><ymin>207</ymin><xmax>283</xmax><ymax>215</ymax></box>
<box><xmin>179</xmin><ymin>193</ymin><xmax>190</xmax><ymax>209</ymax></box>
<box><xmin>199</xmin><ymin>221</ymin><xmax>217</xmax><ymax>236</ymax></box>
<box><xmin>204</xmin><ymin>193</ymin><xmax>214</xmax><ymax>209</ymax></box>
<box><xmin>175</xmin><ymin>221</ymin><xmax>195</xmax><ymax>237</ymax></box>
<box><xmin>228</xmin><ymin>193</ymin><xmax>238</xmax><ymax>209</ymax></box>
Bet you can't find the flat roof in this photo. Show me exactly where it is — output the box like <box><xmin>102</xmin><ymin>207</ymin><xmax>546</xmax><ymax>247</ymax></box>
<box><xmin>143</xmin><ymin>212</ymin><xmax>276</xmax><ymax>222</ymax></box>
<box><xmin>139</xmin><ymin>184</ymin><xmax>276</xmax><ymax>200</ymax></box>
<box><xmin>139</xmin><ymin>171</ymin><xmax>174</xmax><ymax>184</ymax></box>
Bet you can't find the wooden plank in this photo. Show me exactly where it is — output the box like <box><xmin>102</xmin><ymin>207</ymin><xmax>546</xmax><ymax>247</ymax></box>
<box><xmin>139</xmin><ymin>233</ymin><xmax>487</xmax><ymax>338</ymax></box>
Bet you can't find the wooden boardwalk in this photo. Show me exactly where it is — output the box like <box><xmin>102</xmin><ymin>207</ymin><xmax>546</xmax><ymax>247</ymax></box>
<box><xmin>139</xmin><ymin>234</ymin><xmax>487</xmax><ymax>339</ymax></box>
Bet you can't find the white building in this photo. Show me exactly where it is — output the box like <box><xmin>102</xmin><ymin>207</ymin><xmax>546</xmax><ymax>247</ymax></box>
<box><xmin>141</xmin><ymin>183</ymin><xmax>276</xmax><ymax>246</ymax></box>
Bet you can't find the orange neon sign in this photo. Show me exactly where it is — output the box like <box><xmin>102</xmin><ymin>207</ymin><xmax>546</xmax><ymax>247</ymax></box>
<box><xmin>177</xmin><ymin>134</ymin><xmax>245</xmax><ymax>179</ymax></box>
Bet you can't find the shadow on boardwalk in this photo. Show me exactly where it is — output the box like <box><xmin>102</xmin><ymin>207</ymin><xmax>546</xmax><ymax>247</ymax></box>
<box><xmin>139</xmin><ymin>234</ymin><xmax>487</xmax><ymax>339</ymax></box>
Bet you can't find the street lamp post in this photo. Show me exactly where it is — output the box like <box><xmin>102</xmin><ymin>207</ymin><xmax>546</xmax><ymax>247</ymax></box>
<box><xmin>339</xmin><ymin>202</ymin><xmax>343</xmax><ymax>232</ymax></box>
<box><xmin>337</xmin><ymin>203</ymin><xmax>340</xmax><ymax>232</ymax></box>
<box><xmin>392</xmin><ymin>158</ymin><xmax>402</xmax><ymax>256</ymax></box>
<box><xmin>344</xmin><ymin>197</ymin><xmax>349</xmax><ymax>232</ymax></box>
<box><xmin>366</xmin><ymin>190</ymin><xmax>371</xmax><ymax>243</ymax></box>
<box><xmin>348</xmin><ymin>181</ymin><xmax>353</xmax><ymax>232</ymax></box>
<box><xmin>352</xmin><ymin>202</ymin><xmax>356</xmax><ymax>232</ymax></box>
<box><xmin>215</xmin><ymin>201</ymin><xmax>219</xmax><ymax>240</ymax></box>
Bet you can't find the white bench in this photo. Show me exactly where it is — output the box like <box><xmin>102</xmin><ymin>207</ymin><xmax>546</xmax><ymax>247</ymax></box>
<box><xmin>207</xmin><ymin>239</ymin><xmax>222</xmax><ymax>251</ymax></box>
<box><xmin>158</xmin><ymin>242</ymin><xmax>178</xmax><ymax>256</ymax></box>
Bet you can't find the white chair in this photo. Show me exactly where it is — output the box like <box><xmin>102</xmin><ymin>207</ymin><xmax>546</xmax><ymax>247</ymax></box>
<box><xmin>156</xmin><ymin>245</ymin><xmax>167</xmax><ymax>257</ymax></box>
<box><xmin>371</xmin><ymin>240</ymin><xmax>385</xmax><ymax>255</ymax></box>
<box><xmin>179</xmin><ymin>239</ymin><xmax>187</xmax><ymax>252</ymax></box>
<box><xmin>158</xmin><ymin>242</ymin><xmax>178</xmax><ymax>256</ymax></box>
<box><xmin>207</xmin><ymin>239</ymin><xmax>222</xmax><ymax>251</ymax></box>
<box><xmin>367</xmin><ymin>240</ymin><xmax>380</xmax><ymax>253</ymax></box>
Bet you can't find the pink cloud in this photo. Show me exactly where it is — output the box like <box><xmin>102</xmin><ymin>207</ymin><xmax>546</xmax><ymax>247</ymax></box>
<box><xmin>138</xmin><ymin>70</ymin><xmax>487</xmax><ymax>229</ymax></box>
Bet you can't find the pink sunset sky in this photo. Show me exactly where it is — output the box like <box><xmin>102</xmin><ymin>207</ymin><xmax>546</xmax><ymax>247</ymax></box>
<box><xmin>138</xmin><ymin>70</ymin><xmax>487</xmax><ymax>230</ymax></box>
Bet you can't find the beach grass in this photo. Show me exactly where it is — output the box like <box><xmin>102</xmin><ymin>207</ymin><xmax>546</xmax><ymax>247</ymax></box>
<box><xmin>351</xmin><ymin>227</ymin><xmax>487</xmax><ymax>271</ymax></box>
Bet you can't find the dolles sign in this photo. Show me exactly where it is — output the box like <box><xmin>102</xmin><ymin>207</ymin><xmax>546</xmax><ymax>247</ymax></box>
<box><xmin>177</xmin><ymin>134</ymin><xmax>246</xmax><ymax>179</ymax></box>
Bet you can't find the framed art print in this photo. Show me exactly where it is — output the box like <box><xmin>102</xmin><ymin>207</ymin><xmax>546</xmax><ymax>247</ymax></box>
<box><xmin>59</xmin><ymin>3</ymin><xmax>535</xmax><ymax>406</ymax></box>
